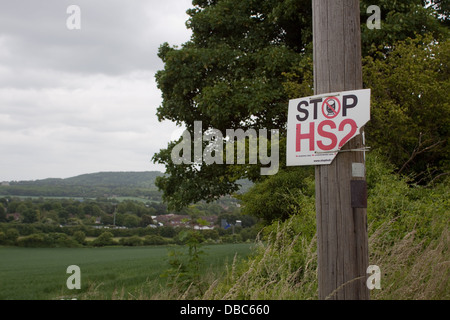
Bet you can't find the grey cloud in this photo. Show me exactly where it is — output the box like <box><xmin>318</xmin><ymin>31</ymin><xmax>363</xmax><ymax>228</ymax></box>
<box><xmin>0</xmin><ymin>0</ymin><xmax>192</xmax><ymax>78</ymax></box>
<box><xmin>0</xmin><ymin>0</ymin><xmax>191</xmax><ymax>180</ymax></box>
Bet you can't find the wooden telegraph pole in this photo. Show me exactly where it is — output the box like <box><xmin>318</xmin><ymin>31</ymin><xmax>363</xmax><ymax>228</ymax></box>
<box><xmin>312</xmin><ymin>0</ymin><xmax>370</xmax><ymax>299</ymax></box>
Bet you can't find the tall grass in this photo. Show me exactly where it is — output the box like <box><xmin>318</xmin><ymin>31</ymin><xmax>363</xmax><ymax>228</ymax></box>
<box><xmin>365</xmin><ymin>154</ymin><xmax>449</xmax><ymax>299</ymax></box>
<box><xmin>369</xmin><ymin>224</ymin><xmax>449</xmax><ymax>300</ymax></box>
<box><xmin>196</xmin><ymin>216</ymin><xmax>448</xmax><ymax>300</ymax></box>
<box><xmin>164</xmin><ymin>153</ymin><xmax>449</xmax><ymax>300</ymax></box>
<box><xmin>203</xmin><ymin>219</ymin><xmax>318</xmax><ymax>300</ymax></box>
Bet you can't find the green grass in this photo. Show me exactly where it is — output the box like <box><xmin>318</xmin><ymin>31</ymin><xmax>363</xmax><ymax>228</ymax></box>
<box><xmin>0</xmin><ymin>243</ymin><xmax>253</xmax><ymax>300</ymax></box>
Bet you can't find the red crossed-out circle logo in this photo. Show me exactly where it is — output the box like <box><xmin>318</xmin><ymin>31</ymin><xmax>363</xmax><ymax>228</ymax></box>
<box><xmin>322</xmin><ymin>96</ymin><xmax>341</xmax><ymax>119</ymax></box>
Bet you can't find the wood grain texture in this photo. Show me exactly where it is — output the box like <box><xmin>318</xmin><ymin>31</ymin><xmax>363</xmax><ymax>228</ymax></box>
<box><xmin>312</xmin><ymin>0</ymin><xmax>369</xmax><ymax>300</ymax></box>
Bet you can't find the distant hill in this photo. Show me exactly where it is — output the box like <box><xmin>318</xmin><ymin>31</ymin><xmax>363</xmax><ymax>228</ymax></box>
<box><xmin>16</xmin><ymin>171</ymin><xmax>164</xmax><ymax>188</ymax></box>
<box><xmin>0</xmin><ymin>171</ymin><xmax>253</xmax><ymax>199</ymax></box>
<box><xmin>0</xmin><ymin>172</ymin><xmax>164</xmax><ymax>199</ymax></box>
<box><xmin>64</xmin><ymin>171</ymin><xmax>163</xmax><ymax>188</ymax></box>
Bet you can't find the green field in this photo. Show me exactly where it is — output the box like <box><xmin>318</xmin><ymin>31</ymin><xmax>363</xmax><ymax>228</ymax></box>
<box><xmin>0</xmin><ymin>243</ymin><xmax>253</xmax><ymax>300</ymax></box>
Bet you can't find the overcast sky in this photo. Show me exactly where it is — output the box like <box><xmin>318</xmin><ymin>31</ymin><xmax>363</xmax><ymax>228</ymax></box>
<box><xmin>0</xmin><ymin>0</ymin><xmax>192</xmax><ymax>181</ymax></box>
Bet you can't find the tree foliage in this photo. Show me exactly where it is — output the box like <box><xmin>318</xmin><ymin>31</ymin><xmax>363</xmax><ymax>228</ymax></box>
<box><xmin>238</xmin><ymin>167</ymin><xmax>314</xmax><ymax>223</ymax></box>
<box><xmin>363</xmin><ymin>35</ymin><xmax>449</xmax><ymax>180</ymax></box>
<box><xmin>360</xmin><ymin>0</ymin><xmax>448</xmax><ymax>56</ymax></box>
<box><xmin>153</xmin><ymin>0</ymin><xmax>314</xmax><ymax>210</ymax></box>
<box><xmin>153</xmin><ymin>0</ymin><xmax>449</xmax><ymax>210</ymax></box>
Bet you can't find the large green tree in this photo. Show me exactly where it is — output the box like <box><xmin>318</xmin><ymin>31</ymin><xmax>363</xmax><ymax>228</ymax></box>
<box><xmin>153</xmin><ymin>0</ymin><xmax>448</xmax><ymax>210</ymax></box>
<box><xmin>154</xmin><ymin>0</ymin><xmax>310</xmax><ymax>210</ymax></box>
<box><xmin>363</xmin><ymin>35</ymin><xmax>449</xmax><ymax>180</ymax></box>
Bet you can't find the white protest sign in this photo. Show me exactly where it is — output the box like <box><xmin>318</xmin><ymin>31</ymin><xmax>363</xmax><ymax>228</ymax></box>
<box><xmin>286</xmin><ymin>89</ymin><xmax>370</xmax><ymax>166</ymax></box>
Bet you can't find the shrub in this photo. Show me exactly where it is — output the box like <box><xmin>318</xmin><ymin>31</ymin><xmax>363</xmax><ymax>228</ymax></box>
<box><xmin>119</xmin><ymin>235</ymin><xmax>143</xmax><ymax>246</ymax></box>
<box><xmin>239</xmin><ymin>226</ymin><xmax>259</xmax><ymax>242</ymax></box>
<box><xmin>16</xmin><ymin>232</ymin><xmax>80</xmax><ymax>248</ymax></box>
<box><xmin>143</xmin><ymin>235</ymin><xmax>167</xmax><ymax>245</ymax></box>
<box><xmin>238</xmin><ymin>167</ymin><xmax>315</xmax><ymax>224</ymax></box>
<box><xmin>17</xmin><ymin>233</ymin><xmax>49</xmax><ymax>247</ymax></box>
<box><xmin>220</xmin><ymin>234</ymin><xmax>242</xmax><ymax>244</ymax></box>
<box><xmin>92</xmin><ymin>231</ymin><xmax>115</xmax><ymax>247</ymax></box>
<box><xmin>200</xmin><ymin>229</ymin><xmax>219</xmax><ymax>241</ymax></box>
<box><xmin>48</xmin><ymin>233</ymin><xmax>80</xmax><ymax>248</ymax></box>
<box><xmin>0</xmin><ymin>231</ymin><xmax>5</xmax><ymax>245</ymax></box>
<box><xmin>5</xmin><ymin>228</ymin><xmax>19</xmax><ymax>245</ymax></box>
<box><xmin>73</xmin><ymin>231</ymin><xmax>86</xmax><ymax>245</ymax></box>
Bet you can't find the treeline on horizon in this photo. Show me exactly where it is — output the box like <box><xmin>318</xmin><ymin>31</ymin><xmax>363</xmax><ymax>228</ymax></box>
<box><xmin>0</xmin><ymin>220</ymin><xmax>259</xmax><ymax>248</ymax></box>
<box><xmin>0</xmin><ymin>195</ymin><xmax>259</xmax><ymax>248</ymax></box>
<box><xmin>0</xmin><ymin>184</ymin><xmax>163</xmax><ymax>200</ymax></box>
<box><xmin>0</xmin><ymin>195</ymin><xmax>247</xmax><ymax>225</ymax></box>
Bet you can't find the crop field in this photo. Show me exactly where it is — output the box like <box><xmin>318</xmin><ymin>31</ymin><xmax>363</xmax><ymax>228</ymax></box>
<box><xmin>0</xmin><ymin>243</ymin><xmax>253</xmax><ymax>300</ymax></box>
